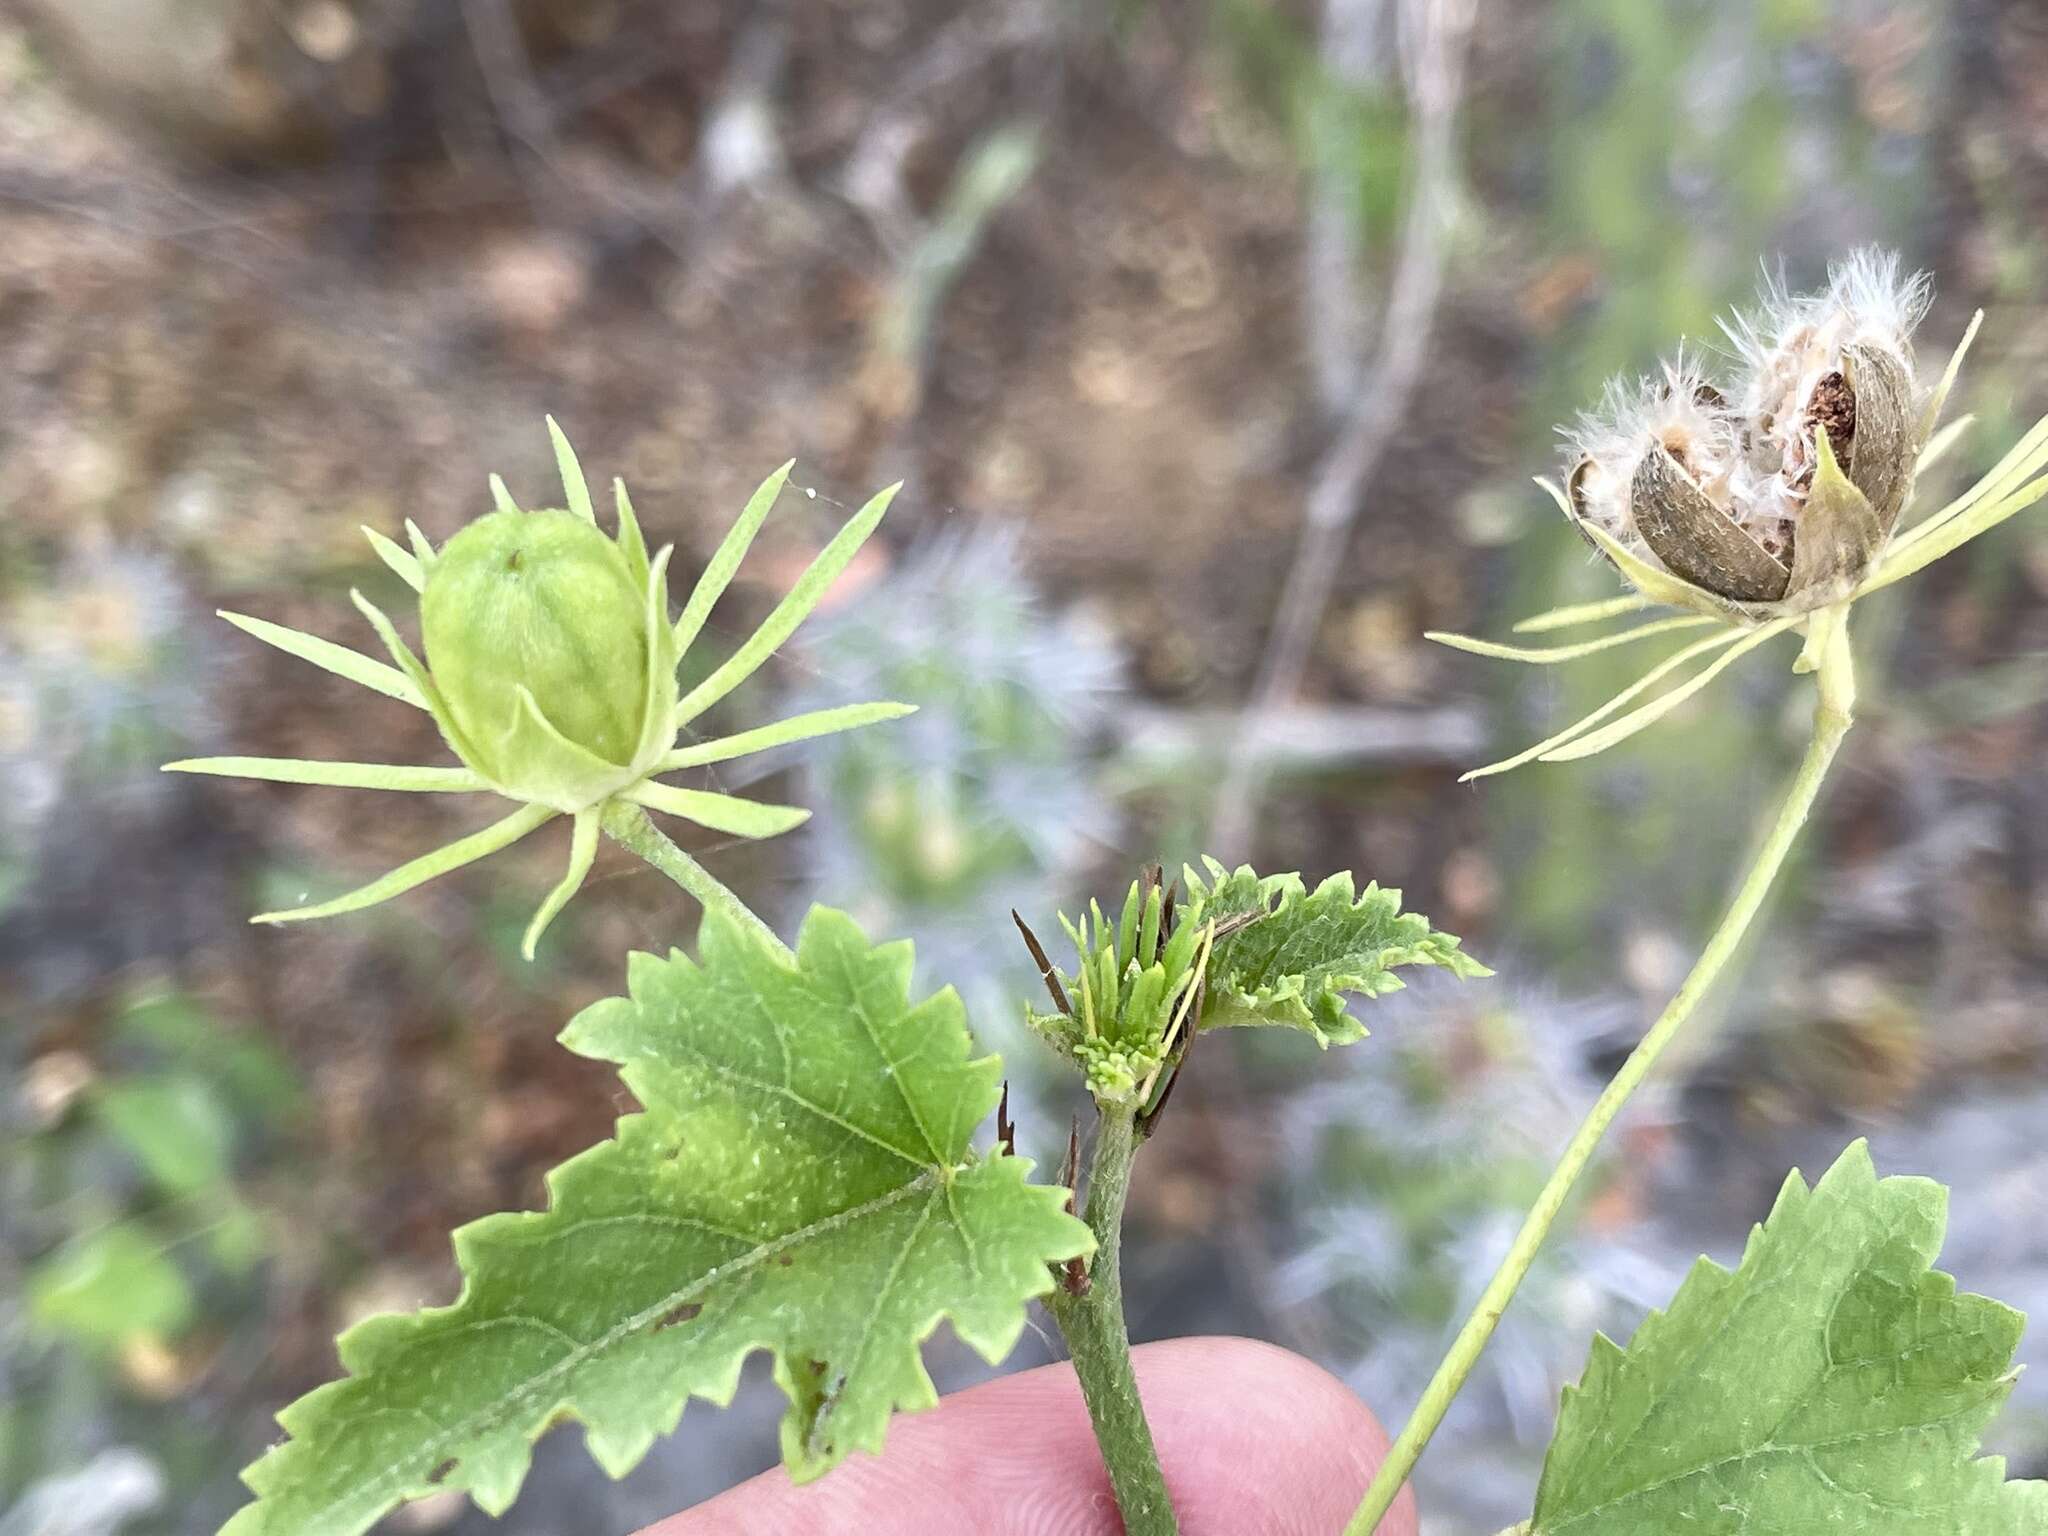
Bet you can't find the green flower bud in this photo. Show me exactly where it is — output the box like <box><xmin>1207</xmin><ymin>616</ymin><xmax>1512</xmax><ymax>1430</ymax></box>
<box><xmin>1074</xmin><ymin>1040</ymin><xmax>1152</xmax><ymax>1105</ymax></box>
<box><xmin>166</xmin><ymin>420</ymin><xmax>910</xmax><ymax>959</ymax></box>
<box><xmin>421</xmin><ymin>508</ymin><xmax>673</xmax><ymax>810</ymax></box>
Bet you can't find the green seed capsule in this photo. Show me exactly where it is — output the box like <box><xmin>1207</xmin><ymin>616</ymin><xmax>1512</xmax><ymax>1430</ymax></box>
<box><xmin>167</xmin><ymin>420</ymin><xmax>908</xmax><ymax>959</ymax></box>
<box><xmin>422</xmin><ymin>509</ymin><xmax>668</xmax><ymax>808</ymax></box>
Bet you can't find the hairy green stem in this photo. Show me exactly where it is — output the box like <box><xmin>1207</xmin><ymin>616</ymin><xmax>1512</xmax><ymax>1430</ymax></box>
<box><xmin>599</xmin><ymin>800</ymin><xmax>790</xmax><ymax>960</ymax></box>
<box><xmin>1046</xmin><ymin>1108</ymin><xmax>1178</xmax><ymax>1536</ymax></box>
<box><xmin>1345</xmin><ymin>611</ymin><xmax>1857</xmax><ymax>1536</ymax></box>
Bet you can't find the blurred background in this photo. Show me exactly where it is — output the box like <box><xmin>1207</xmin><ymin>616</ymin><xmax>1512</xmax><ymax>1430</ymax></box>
<box><xmin>2</xmin><ymin>1</ymin><xmax>2045</xmax><ymax>1531</ymax></box>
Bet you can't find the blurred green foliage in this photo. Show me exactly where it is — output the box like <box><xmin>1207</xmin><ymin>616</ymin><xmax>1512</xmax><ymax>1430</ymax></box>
<box><xmin>6</xmin><ymin>987</ymin><xmax>302</xmax><ymax>1524</ymax></box>
<box><xmin>787</xmin><ymin>529</ymin><xmax>1121</xmax><ymax>990</ymax></box>
<box><xmin>1214</xmin><ymin>0</ymin><xmax>1412</xmax><ymax>249</ymax></box>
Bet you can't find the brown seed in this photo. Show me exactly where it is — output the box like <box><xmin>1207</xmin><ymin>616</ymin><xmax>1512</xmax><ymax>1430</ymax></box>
<box><xmin>1806</xmin><ymin>371</ymin><xmax>1857</xmax><ymax>460</ymax></box>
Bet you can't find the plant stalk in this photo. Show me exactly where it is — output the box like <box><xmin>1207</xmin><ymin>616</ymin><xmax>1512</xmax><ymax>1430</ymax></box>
<box><xmin>599</xmin><ymin>800</ymin><xmax>791</xmax><ymax>960</ymax></box>
<box><xmin>1345</xmin><ymin>611</ymin><xmax>1857</xmax><ymax>1535</ymax></box>
<box><xmin>1047</xmin><ymin>1107</ymin><xmax>1178</xmax><ymax>1536</ymax></box>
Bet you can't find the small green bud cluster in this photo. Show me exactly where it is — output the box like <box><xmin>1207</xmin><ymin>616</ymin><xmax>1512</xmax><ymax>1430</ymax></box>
<box><xmin>1025</xmin><ymin>876</ymin><xmax>1209</xmax><ymax>1108</ymax></box>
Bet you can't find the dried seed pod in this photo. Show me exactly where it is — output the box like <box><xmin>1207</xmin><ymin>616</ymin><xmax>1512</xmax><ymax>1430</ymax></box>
<box><xmin>1564</xmin><ymin>456</ymin><xmax>1613</xmax><ymax>556</ymax></box>
<box><xmin>1558</xmin><ymin>250</ymin><xmax>1934</xmax><ymax>622</ymax></box>
<box><xmin>1630</xmin><ymin>442</ymin><xmax>1792</xmax><ymax>604</ymax></box>
<box><xmin>1835</xmin><ymin>341</ymin><xmax>1916</xmax><ymax>537</ymax></box>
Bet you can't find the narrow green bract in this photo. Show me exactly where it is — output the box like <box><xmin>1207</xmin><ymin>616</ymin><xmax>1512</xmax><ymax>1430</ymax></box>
<box><xmin>220</xmin><ymin>907</ymin><xmax>1090</xmax><ymax>1536</ymax></box>
<box><xmin>1527</xmin><ymin>1141</ymin><xmax>2048</xmax><ymax>1535</ymax></box>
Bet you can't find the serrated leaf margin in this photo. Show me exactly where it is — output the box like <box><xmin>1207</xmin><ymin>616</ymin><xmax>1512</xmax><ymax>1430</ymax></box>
<box><xmin>221</xmin><ymin>908</ymin><xmax>1090</xmax><ymax>1536</ymax></box>
<box><xmin>1183</xmin><ymin>856</ymin><xmax>1490</xmax><ymax>1045</ymax></box>
<box><xmin>1529</xmin><ymin>1139</ymin><xmax>2048</xmax><ymax>1535</ymax></box>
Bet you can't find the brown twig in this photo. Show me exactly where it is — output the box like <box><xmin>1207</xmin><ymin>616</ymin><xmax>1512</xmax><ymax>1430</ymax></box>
<box><xmin>460</xmin><ymin>0</ymin><xmax>790</xmax><ymax>266</ymax></box>
<box><xmin>1208</xmin><ymin>0</ymin><xmax>1479</xmax><ymax>860</ymax></box>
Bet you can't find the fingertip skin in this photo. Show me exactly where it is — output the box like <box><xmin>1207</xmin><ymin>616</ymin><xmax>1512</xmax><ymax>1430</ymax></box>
<box><xmin>645</xmin><ymin>1336</ymin><xmax>1419</xmax><ymax>1536</ymax></box>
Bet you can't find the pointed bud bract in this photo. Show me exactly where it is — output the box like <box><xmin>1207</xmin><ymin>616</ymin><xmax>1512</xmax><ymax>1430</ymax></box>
<box><xmin>1782</xmin><ymin>423</ymin><xmax>1885</xmax><ymax>605</ymax></box>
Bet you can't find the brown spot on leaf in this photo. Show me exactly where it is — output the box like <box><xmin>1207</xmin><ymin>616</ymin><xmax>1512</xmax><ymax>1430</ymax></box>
<box><xmin>654</xmin><ymin>1301</ymin><xmax>702</xmax><ymax>1330</ymax></box>
<box><xmin>428</xmin><ymin>1458</ymin><xmax>458</xmax><ymax>1485</ymax></box>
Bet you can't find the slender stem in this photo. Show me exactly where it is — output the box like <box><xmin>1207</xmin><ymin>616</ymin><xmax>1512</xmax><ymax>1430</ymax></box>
<box><xmin>1046</xmin><ymin>1108</ymin><xmax>1178</xmax><ymax>1536</ymax></box>
<box><xmin>1345</xmin><ymin>612</ymin><xmax>1857</xmax><ymax>1536</ymax></box>
<box><xmin>598</xmin><ymin>799</ymin><xmax>790</xmax><ymax>960</ymax></box>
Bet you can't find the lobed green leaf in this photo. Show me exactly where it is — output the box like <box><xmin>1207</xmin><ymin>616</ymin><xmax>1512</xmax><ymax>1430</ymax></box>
<box><xmin>221</xmin><ymin>907</ymin><xmax>1088</xmax><ymax>1536</ymax></box>
<box><xmin>1528</xmin><ymin>1140</ymin><xmax>2048</xmax><ymax>1536</ymax></box>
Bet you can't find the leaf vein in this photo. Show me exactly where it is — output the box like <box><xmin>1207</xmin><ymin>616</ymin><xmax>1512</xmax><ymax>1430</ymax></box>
<box><xmin>658</xmin><ymin>1032</ymin><xmax>929</xmax><ymax>1169</ymax></box>
<box><xmin>828</xmin><ymin>940</ymin><xmax>946</xmax><ymax>1164</ymax></box>
<box><xmin>317</xmin><ymin>1173</ymin><xmax>941</xmax><ymax>1529</ymax></box>
<box><xmin>817</xmin><ymin>1185</ymin><xmax>942</xmax><ymax>1456</ymax></box>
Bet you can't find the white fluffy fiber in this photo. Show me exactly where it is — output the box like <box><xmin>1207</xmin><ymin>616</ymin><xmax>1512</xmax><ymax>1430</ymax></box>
<box><xmin>1563</xmin><ymin>346</ymin><xmax>1740</xmax><ymax>545</ymax></box>
<box><xmin>1563</xmin><ymin>249</ymin><xmax>1931</xmax><ymax>563</ymax></box>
